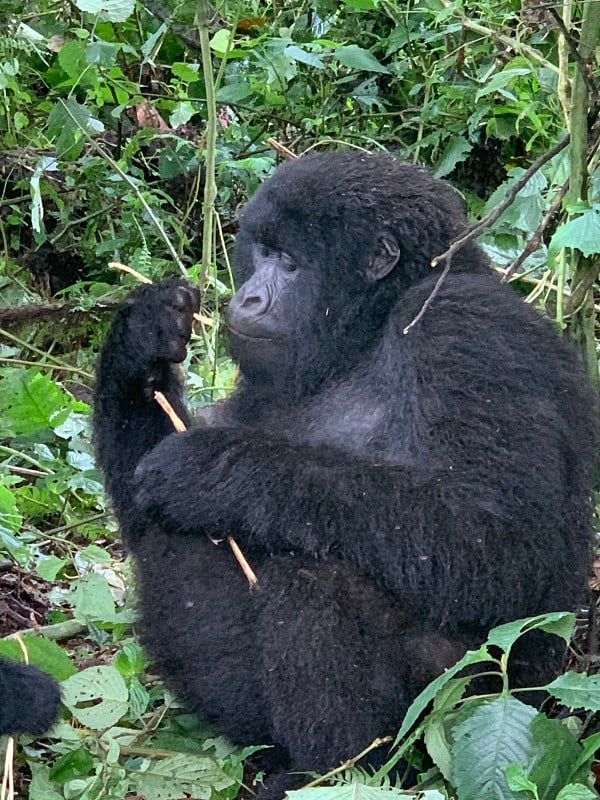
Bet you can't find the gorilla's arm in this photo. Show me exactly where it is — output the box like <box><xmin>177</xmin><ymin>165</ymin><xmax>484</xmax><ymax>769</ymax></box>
<box><xmin>133</xmin><ymin>425</ymin><xmax>535</xmax><ymax>627</ymax></box>
<box><xmin>0</xmin><ymin>658</ymin><xmax>61</xmax><ymax>735</ymax></box>
<box><xmin>93</xmin><ymin>281</ymin><xmax>199</xmax><ymax>525</ymax></box>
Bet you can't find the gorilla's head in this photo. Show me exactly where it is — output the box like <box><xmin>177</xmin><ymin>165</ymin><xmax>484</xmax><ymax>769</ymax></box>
<box><xmin>228</xmin><ymin>150</ymin><xmax>486</xmax><ymax>393</ymax></box>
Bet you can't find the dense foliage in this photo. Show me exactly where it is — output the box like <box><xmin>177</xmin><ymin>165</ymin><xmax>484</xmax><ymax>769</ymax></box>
<box><xmin>0</xmin><ymin>1</ymin><xmax>599</xmax><ymax>799</ymax></box>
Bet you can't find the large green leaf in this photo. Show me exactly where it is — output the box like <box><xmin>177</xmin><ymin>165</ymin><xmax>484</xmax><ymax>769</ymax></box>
<box><xmin>450</xmin><ymin>696</ymin><xmax>536</xmax><ymax>800</ymax></box>
<box><xmin>548</xmin><ymin>208</ymin><xmax>600</xmax><ymax>259</ymax></box>
<box><xmin>545</xmin><ymin>671</ymin><xmax>600</xmax><ymax>712</ymax></box>
<box><xmin>130</xmin><ymin>753</ymin><xmax>234</xmax><ymax>800</ymax></box>
<box><xmin>435</xmin><ymin>136</ymin><xmax>473</xmax><ymax>178</ymax></box>
<box><xmin>75</xmin><ymin>0</ymin><xmax>134</xmax><ymax>22</ymax></box>
<box><xmin>0</xmin><ymin>368</ymin><xmax>77</xmax><ymax>437</ymax></box>
<box><xmin>335</xmin><ymin>45</ymin><xmax>390</xmax><ymax>73</ymax></box>
<box><xmin>62</xmin><ymin>666</ymin><xmax>128</xmax><ymax>729</ymax></box>
<box><xmin>486</xmin><ymin>612</ymin><xmax>576</xmax><ymax>653</ymax></box>
<box><xmin>528</xmin><ymin>715</ymin><xmax>585</xmax><ymax>800</ymax></box>
<box><xmin>0</xmin><ymin>636</ymin><xmax>76</xmax><ymax>680</ymax></box>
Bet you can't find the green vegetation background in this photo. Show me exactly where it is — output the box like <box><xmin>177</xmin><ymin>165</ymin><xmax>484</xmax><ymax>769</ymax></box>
<box><xmin>0</xmin><ymin>1</ymin><xmax>600</xmax><ymax>798</ymax></box>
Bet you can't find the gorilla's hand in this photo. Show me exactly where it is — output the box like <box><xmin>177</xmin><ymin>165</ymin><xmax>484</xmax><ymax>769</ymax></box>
<box><xmin>132</xmin><ymin>428</ymin><xmax>249</xmax><ymax>535</ymax></box>
<box><xmin>97</xmin><ymin>279</ymin><xmax>200</xmax><ymax>398</ymax></box>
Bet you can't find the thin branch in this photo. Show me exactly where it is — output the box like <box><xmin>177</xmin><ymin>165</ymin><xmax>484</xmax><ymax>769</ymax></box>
<box><xmin>197</xmin><ymin>0</ymin><xmax>218</xmax><ymax>282</ymax></box>
<box><xmin>403</xmin><ymin>137</ymin><xmax>571</xmax><ymax>333</ymax></box>
<box><xmin>299</xmin><ymin>736</ymin><xmax>393</xmax><ymax>790</ymax></box>
<box><xmin>266</xmin><ymin>137</ymin><xmax>299</xmax><ymax>159</ymax></box>
<box><xmin>0</xmin><ymin>298</ymin><xmax>118</xmax><ymax>327</ymax></box>
<box><xmin>154</xmin><ymin>390</ymin><xmax>259</xmax><ymax>587</ymax></box>
<box><xmin>502</xmin><ymin>180</ymin><xmax>569</xmax><ymax>280</ymax></box>
<box><xmin>439</xmin><ymin>0</ymin><xmax>559</xmax><ymax>74</ymax></box>
<box><xmin>431</xmin><ymin>135</ymin><xmax>570</xmax><ymax>271</ymax></box>
<box><xmin>403</xmin><ymin>257</ymin><xmax>453</xmax><ymax>335</ymax></box>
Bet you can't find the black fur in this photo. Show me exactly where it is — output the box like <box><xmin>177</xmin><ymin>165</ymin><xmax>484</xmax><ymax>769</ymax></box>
<box><xmin>0</xmin><ymin>657</ymin><xmax>61</xmax><ymax>735</ymax></box>
<box><xmin>94</xmin><ymin>152</ymin><xmax>596</xmax><ymax>793</ymax></box>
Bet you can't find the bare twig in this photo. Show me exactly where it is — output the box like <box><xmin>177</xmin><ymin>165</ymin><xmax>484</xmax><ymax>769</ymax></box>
<box><xmin>403</xmin><ymin>257</ymin><xmax>453</xmax><ymax>335</ymax></box>
<box><xmin>153</xmin><ymin>391</ymin><xmax>259</xmax><ymax>587</ymax></box>
<box><xmin>154</xmin><ymin>390</ymin><xmax>187</xmax><ymax>432</ymax></box>
<box><xmin>0</xmin><ymin>299</ymin><xmax>118</xmax><ymax>327</ymax></box>
<box><xmin>299</xmin><ymin>735</ymin><xmax>393</xmax><ymax>790</ymax></box>
<box><xmin>403</xmin><ymin>136</ymin><xmax>571</xmax><ymax>333</ymax></box>
<box><xmin>5</xmin><ymin>620</ymin><xmax>86</xmax><ymax>641</ymax></box>
<box><xmin>266</xmin><ymin>137</ymin><xmax>299</xmax><ymax>159</ymax></box>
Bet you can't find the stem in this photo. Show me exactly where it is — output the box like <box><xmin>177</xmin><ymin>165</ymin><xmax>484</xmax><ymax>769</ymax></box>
<box><xmin>565</xmin><ymin>0</ymin><xmax>600</xmax><ymax>385</ymax></box>
<box><xmin>196</xmin><ymin>0</ymin><xmax>218</xmax><ymax>285</ymax></box>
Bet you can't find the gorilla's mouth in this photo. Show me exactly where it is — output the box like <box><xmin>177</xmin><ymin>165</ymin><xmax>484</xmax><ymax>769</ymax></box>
<box><xmin>228</xmin><ymin>325</ymin><xmax>278</xmax><ymax>342</ymax></box>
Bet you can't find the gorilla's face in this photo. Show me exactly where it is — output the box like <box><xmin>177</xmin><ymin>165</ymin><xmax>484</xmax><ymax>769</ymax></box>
<box><xmin>228</xmin><ymin>155</ymin><xmax>403</xmax><ymax>391</ymax></box>
<box><xmin>227</xmin><ymin>239</ymin><xmax>323</xmax><ymax>386</ymax></box>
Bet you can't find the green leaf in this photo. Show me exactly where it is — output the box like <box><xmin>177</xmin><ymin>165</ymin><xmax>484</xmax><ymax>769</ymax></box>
<box><xmin>548</xmin><ymin>209</ymin><xmax>600</xmax><ymax>259</ymax></box>
<box><xmin>284</xmin><ymin>45</ymin><xmax>325</xmax><ymax>69</ymax></box>
<box><xmin>75</xmin><ymin>0</ymin><xmax>134</xmax><ymax>22</ymax></box>
<box><xmin>0</xmin><ymin>482</ymin><xmax>21</xmax><ymax>532</ymax></box>
<box><xmin>0</xmin><ymin>368</ymin><xmax>75</xmax><ymax>437</ymax></box>
<box><xmin>72</xmin><ymin>572</ymin><xmax>117</xmax><ymax>623</ymax></box>
<box><xmin>49</xmin><ymin>747</ymin><xmax>94</xmax><ymax>781</ymax></box>
<box><xmin>475</xmin><ymin>68</ymin><xmax>531</xmax><ymax>101</ymax></box>
<box><xmin>216</xmin><ymin>82</ymin><xmax>254</xmax><ymax>103</ymax></box>
<box><xmin>505</xmin><ymin>763</ymin><xmax>539</xmax><ymax>799</ymax></box>
<box><xmin>210</xmin><ymin>29</ymin><xmax>232</xmax><ymax>57</ymax></box>
<box><xmin>130</xmin><ymin>753</ymin><xmax>234</xmax><ymax>800</ymax></box>
<box><xmin>450</xmin><ymin>696</ymin><xmax>537</xmax><ymax>800</ymax></box>
<box><xmin>425</xmin><ymin>718</ymin><xmax>453</xmax><ymax>780</ymax></box>
<box><xmin>435</xmin><ymin>135</ymin><xmax>473</xmax><ymax>178</ymax></box>
<box><xmin>86</xmin><ymin>40</ymin><xmax>121</xmax><ymax>66</ymax></box>
<box><xmin>555</xmin><ymin>785</ymin><xmax>598</xmax><ymax>800</ymax></box>
<box><xmin>486</xmin><ymin>613</ymin><xmax>576</xmax><ymax>652</ymax></box>
<box><xmin>0</xmin><ymin>636</ymin><xmax>76</xmax><ymax>680</ymax></box>
<box><xmin>169</xmin><ymin>101</ymin><xmax>194</xmax><ymax>128</ymax></box>
<box><xmin>545</xmin><ymin>671</ymin><xmax>600</xmax><ymax>712</ymax></box>
<box><xmin>28</xmin><ymin>763</ymin><xmax>64</xmax><ymax>800</ymax></box>
<box><xmin>393</xmin><ymin>646</ymin><xmax>489</xmax><ymax>745</ymax></box>
<box><xmin>62</xmin><ymin>666</ymin><xmax>128</xmax><ymax>729</ymax></box>
<box><xmin>47</xmin><ymin>98</ymin><xmax>92</xmax><ymax>160</ymax></box>
<box><xmin>528</xmin><ymin>715</ymin><xmax>585</xmax><ymax>800</ymax></box>
<box><xmin>335</xmin><ymin>45</ymin><xmax>390</xmax><ymax>73</ymax></box>
<box><xmin>58</xmin><ymin>39</ymin><xmax>87</xmax><ymax>79</ymax></box>
<box><xmin>172</xmin><ymin>62</ymin><xmax>200</xmax><ymax>82</ymax></box>
<box><xmin>37</xmin><ymin>555</ymin><xmax>68</xmax><ymax>581</ymax></box>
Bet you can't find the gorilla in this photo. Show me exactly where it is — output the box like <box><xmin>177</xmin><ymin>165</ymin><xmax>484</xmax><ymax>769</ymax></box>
<box><xmin>0</xmin><ymin>657</ymin><xmax>61</xmax><ymax>735</ymax></box>
<box><xmin>94</xmin><ymin>151</ymin><xmax>596</xmax><ymax>795</ymax></box>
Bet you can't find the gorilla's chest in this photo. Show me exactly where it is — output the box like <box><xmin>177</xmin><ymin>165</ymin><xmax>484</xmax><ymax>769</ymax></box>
<box><xmin>260</xmin><ymin>377</ymin><xmax>421</xmax><ymax>464</ymax></box>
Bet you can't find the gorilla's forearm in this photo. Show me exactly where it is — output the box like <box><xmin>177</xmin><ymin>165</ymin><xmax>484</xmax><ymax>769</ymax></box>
<box><xmin>93</xmin><ymin>291</ymin><xmax>193</xmax><ymax>524</ymax></box>
<box><xmin>134</xmin><ymin>428</ymin><xmax>544</xmax><ymax>626</ymax></box>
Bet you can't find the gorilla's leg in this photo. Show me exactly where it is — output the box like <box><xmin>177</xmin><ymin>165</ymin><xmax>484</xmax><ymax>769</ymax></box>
<box><xmin>256</xmin><ymin>560</ymin><xmax>463</xmax><ymax>781</ymax></box>
<box><xmin>132</xmin><ymin>529</ymin><xmax>273</xmax><ymax>746</ymax></box>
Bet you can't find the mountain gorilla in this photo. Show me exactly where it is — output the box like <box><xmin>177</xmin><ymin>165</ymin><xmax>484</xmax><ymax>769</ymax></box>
<box><xmin>0</xmin><ymin>657</ymin><xmax>61</xmax><ymax>735</ymax></box>
<box><xmin>94</xmin><ymin>151</ymin><xmax>596</xmax><ymax>796</ymax></box>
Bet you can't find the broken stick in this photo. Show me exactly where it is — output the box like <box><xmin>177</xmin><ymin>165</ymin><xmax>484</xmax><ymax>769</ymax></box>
<box><xmin>153</xmin><ymin>390</ymin><xmax>259</xmax><ymax>588</ymax></box>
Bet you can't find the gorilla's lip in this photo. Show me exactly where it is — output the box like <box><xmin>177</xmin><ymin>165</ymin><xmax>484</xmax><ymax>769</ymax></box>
<box><xmin>227</xmin><ymin>325</ymin><xmax>278</xmax><ymax>342</ymax></box>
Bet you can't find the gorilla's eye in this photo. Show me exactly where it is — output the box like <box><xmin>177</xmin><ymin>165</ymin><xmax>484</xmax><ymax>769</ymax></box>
<box><xmin>279</xmin><ymin>253</ymin><xmax>297</xmax><ymax>273</ymax></box>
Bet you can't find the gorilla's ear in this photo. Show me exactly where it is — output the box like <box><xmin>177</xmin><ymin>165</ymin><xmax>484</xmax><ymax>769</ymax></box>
<box><xmin>365</xmin><ymin>234</ymin><xmax>401</xmax><ymax>282</ymax></box>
